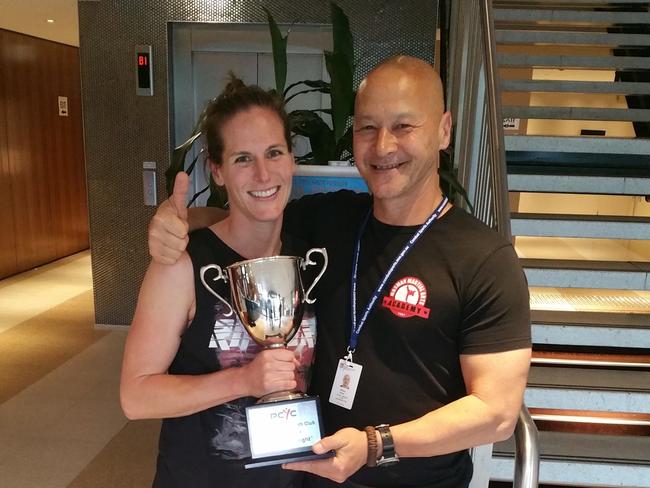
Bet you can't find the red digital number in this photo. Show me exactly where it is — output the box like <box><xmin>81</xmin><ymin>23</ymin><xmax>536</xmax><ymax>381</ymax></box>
<box><xmin>138</xmin><ymin>55</ymin><xmax>148</xmax><ymax>67</ymax></box>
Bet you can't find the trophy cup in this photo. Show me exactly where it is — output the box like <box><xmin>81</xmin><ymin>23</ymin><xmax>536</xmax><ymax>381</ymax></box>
<box><xmin>200</xmin><ymin>248</ymin><xmax>332</xmax><ymax>467</ymax></box>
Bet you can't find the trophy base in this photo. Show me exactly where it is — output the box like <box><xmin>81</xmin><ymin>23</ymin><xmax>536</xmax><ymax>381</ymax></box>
<box><xmin>245</xmin><ymin>396</ymin><xmax>332</xmax><ymax>469</ymax></box>
<box><xmin>258</xmin><ymin>390</ymin><xmax>306</xmax><ymax>403</ymax></box>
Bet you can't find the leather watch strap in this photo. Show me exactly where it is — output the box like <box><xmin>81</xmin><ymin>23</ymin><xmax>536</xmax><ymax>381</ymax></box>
<box><xmin>375</xmin><ymin>424</ymin><xmax>398</xmax><ymax>466</ymax></box>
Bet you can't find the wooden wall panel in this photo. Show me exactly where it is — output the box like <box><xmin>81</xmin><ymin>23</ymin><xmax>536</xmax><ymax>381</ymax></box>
<box><xmin>0</xmin><ymin>30</ymin><xmax>18</xmax><ymax>277</ymax></box>
<box><xmin>0</xmin><ymin>29</ymin><xmax>89</xmax><ymax>279</ymax></box>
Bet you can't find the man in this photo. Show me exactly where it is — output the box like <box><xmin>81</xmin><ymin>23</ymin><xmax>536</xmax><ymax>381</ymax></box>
<box><xmin>149</xmin><ymin>56</ymin><xmax>531</xmax><ymax>487</ymax></box>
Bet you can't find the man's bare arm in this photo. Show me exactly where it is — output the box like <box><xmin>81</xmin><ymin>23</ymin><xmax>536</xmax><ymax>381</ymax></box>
<box><xmin>284</xmin><ymin>347</ymin><xmax>531</xmax><ymax>482</ymax></box>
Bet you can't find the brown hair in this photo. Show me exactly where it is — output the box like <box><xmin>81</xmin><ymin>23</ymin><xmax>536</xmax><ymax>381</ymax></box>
<box><xmin>203</xmin><ymin>74</ymin><xmax>292</xmax><ymax>165</ymax></box>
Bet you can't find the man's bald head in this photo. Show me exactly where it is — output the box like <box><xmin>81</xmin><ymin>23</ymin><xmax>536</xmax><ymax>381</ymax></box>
<box><xmin>351</xmin><ymin>55</ymin><xmax>452</xmax><ymax>224</ymax></box>
<box><xmin>356</xmin><ymin>56</ymin><xmax>445</xmax><ymax>119</ymax></box>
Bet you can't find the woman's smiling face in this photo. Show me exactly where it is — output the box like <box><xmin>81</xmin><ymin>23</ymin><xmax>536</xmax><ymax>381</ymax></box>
<box><xmin>212</xmin><ymin>106</ymin><xmax>295</xmax><ymax>225</ymax></box>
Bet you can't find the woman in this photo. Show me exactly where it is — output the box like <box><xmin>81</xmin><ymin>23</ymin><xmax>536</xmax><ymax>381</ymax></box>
<box><xmin>120</xmin><ymin>77</ymin><xmax>314</xmax><ymax>487</ymax></box>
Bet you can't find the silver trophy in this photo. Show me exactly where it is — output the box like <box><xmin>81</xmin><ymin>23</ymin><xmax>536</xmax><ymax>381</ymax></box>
<box><xmin>200</xmin><ymin>248</ymin><xmax>328</xmax><ymax>403</ymax></box>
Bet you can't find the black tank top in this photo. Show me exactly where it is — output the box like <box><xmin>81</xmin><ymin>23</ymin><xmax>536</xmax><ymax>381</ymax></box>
<box><xmin>153</xmin><ymin>228</ymin><xmax>315</xmax><ymax>488</ymax></box>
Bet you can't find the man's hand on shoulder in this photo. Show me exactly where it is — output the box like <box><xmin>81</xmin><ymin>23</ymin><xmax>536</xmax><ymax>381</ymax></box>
<box><xmin>148</xmin><ymin>172</ymin><xmax>190</xmax><ymax>265</ymax></box>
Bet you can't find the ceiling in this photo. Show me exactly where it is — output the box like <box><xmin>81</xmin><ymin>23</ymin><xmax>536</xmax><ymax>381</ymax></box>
<box><xmin>0</xmin><ymin>0</ymin><xmax>79</xmax><ymax>46</ymax></box>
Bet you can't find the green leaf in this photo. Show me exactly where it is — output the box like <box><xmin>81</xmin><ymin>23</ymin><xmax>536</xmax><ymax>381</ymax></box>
<box><xmin>165</xmin><ymin>102</ymin><xmax>211</xmax><ymax>196</ymax></box>
<box><xmin>206</xmin><ymin>174</ymin><xmax>229</xmax><ymax>209</ymax></box>
<box><xmin>284</xmin><ymin>79</ymin><xmax>330</xmax><ymax>98</ymax></box>
<box><xmin>438</xmin><ymin>149</ymin><xmax>474</xmax><ymax>213</ymax></box>
<box><xmin>330</xmin><ymin>2</ymin><xmax>354</xmax><ymax>70</ymax></box>
<box><xmin>285</xmin><ymin>87</ymin><xmax>331</xmax><ymax>104</ymax></box>
<box><xmin>334</xmin><ymin>125</ymin><xmax>353</xmax><ymax>160</ymax></box>
<box><xmin>263</xmin><ymin>7</ymin><xmax>288</xmax><ymax>95</ymax></box>
<box><xmin>166</xmin><ymin>131</ymin><xmax>202</xmax><ymax>195</ymax></box>
<box><xmin>185</xmin><ymin>148</ymin><xmax>204</xmax><ymax>177</ymax></box>
<box><xmin>324</xmin><ymin>50</ymin><xmax>354</xmax><ymax>143</ymax></box>
<box><xmin>289</xmin><ymin>110</ymin><xmax>336</xmax><ymax>163</ymax></box>
<box><xmin>187</xmin><ymin>183</ymin><xmax>211</xmax><ymax>207</ymax></box>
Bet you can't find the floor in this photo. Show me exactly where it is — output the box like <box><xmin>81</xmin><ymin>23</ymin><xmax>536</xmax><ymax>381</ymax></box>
<box><xmin>0</xmin><ymin>251</ymin><xmax>159</xmax><ymax>488</ymax></box>
<box><xmin>0</xmin><ymin>246</ymin><xmax>647</xmax><ymax>487</ymax></box>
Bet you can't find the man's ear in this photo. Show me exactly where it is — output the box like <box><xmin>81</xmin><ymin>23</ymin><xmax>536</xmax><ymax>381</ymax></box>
<box><xmin>438</xmin><ymin>111</ymin><xmax>452</xmax><ymax>151</ymax></box>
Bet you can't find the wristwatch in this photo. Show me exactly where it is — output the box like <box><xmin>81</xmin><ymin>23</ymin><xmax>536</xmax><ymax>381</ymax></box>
<box><xmin>375</xmin><ymin>424</ymin><xmax>399</xmax><ymax>467</ymax></box>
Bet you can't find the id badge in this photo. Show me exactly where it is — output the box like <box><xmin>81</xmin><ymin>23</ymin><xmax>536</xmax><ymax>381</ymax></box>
<box><xmin>329</xmin><ymin>359</ymin><xmax>362</xmax><ymax>410</ymax></box>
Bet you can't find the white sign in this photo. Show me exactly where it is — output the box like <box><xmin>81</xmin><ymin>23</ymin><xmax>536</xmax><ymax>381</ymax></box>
<box><xmin>503</xmin><ymin>117</ymin><xmax>520</xmax><ymax>130</ymax></box>
<box><xmin>58</xmin><ymin>96</ymin><xmax>68</xmax><ymax>117</ymax></box>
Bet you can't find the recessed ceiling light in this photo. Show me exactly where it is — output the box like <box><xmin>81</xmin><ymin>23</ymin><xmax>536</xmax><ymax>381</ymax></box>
<box><xmin>47</xmin><ymin>19</ymin><xmax>55</xmax><ymax>23</ymax></box>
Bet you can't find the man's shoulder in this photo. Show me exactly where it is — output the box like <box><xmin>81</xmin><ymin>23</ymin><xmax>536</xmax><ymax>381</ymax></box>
<box><xmin>283</xmin><ymin>190</ymin><xmax>370</xmax><ymax>243</ymax></box>
<box><xmin>430</xmin><ymin>206</ymin><xmax>518</xmax><ymax>274</ymax></box>
<box><xmin>442</xmin><ymin>206</ymin><xmax>511</xmax><ymax>248</ymax></box>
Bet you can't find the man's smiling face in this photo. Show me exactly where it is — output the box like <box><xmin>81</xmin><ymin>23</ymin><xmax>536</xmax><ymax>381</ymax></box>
<box><xmin>352</xmin><ymin>60</ymin><xmax>451</xmax><ymax>209</ymax></box>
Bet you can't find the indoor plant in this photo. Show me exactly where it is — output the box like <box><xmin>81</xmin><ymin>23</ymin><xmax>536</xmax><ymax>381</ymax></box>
<box><xmin>264</xmin><ymin>2</ymin><xmax>355</xmax><ymax>164</ymax></box>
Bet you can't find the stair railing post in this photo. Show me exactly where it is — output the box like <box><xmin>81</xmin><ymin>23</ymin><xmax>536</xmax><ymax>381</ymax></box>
<box><xmin>478</xmin><ymin>0</ymin><xmax>511</xmax><ymax>240</ymax></box>
<box><xmin>514</xmin><ymin>405</ymin><xmax>540</xmax><ymax>488</ymax></box>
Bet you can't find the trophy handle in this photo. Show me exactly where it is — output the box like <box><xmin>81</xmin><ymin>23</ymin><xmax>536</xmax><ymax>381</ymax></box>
<box><xmin>301</xmin><ymin>247</ymin><xmax>328</xmax><ymax>305</ymax></box>
<box><xmin>199</xmin><ymin>264</ymin><xmax>234</xmax><ymax>317</ymax></box>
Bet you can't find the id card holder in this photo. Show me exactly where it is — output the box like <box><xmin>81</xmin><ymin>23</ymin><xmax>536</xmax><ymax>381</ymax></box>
<box><xmin>329</xmin><ymin>359</ymin><xmax>362</xmax><ymax>410</ymax></box>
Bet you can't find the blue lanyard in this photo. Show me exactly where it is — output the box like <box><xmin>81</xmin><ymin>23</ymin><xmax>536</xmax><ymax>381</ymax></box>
<box><xmin>348</xmin><ymin>196</ymin><xmax>449</xmax><ymax>357</ymax></box>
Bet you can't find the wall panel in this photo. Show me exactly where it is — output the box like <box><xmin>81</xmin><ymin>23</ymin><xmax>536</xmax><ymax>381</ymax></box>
<box><xmin>0</xmin><ymin>31</ymin><xmax>18</xmax><ymax>277</ymax></box>
<box><xmin>0</xmin><ymin>29</ymin><xmax>89</xmax><ymax>279</ymax></box>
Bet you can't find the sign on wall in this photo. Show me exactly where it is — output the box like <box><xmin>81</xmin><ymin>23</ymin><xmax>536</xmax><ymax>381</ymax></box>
<box><xmin>58</xmin><ymin>96</ymin><xmax>68</xmax><ymax>116</ymax></box>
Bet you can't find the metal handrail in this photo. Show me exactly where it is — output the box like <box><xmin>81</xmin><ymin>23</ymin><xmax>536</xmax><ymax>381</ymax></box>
<box><xmin>515</xmin><ymin>406</ymin><xmax>540</xmax><ymax>488</ymax></box>
<box><xmin>442</xmin><ymin>1</ymin><xmax>540</xmax><ymax>487</ymax></box>
<box><xmin>479</xmin><ymin>0</ymin><xmax>511</xmax><ymax>241</ymax></box>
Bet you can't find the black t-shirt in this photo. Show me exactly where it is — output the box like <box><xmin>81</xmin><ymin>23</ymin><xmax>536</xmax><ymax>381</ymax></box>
<box><xmin>283</xmin><ymin>190</ymin><xmax>531</xmax><ymax>488</ymax></box>
<box><xmin>154</xmin><ymin>228</ymin><xmax>315</xmax><ymax>488</ymax></box>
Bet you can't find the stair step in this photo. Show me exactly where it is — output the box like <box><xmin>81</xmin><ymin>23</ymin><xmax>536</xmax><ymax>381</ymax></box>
<box><xmin>528</xmin><ymin>363</ymin><xmax>650</xmax><ymax>400</ymax></box>
<box><xmin>495</xmin><ymin>0</ymin><xmax>650</xmax><ymax>5</ymax></box>
<box><xmin>492</xmin><ymin>432</ymin><xmax>650</xmax><ymax>486</ymax></box>
<box><xmin>530</xmin><ymin>408</ymin><xmax>650</xmax><ymax>436</ymax></box>
<box><xmin>511</xmin><ymin>213</ymin><xmax>650</xmax><ymax>240</ymax></box>
<box><xmin>501</xmin><ymin>79</ymin><xmax>650</xmax><ymax>95</ymax></box>
<box><xmin>506</xmin><ymin>135</ymin><xmax>650</xmax><ymax>155</ymax></box>
<box><xmin>496</xmin><ymin>29</ymin><xmax>650</xmax><ymax>46</ymax></box>
<box><xmin>532</xmin><ymin>309</ymin><xmax>650</xmax><ymax>327</ymax></box>
<box><xmin>494</xmin><ymin>8</ymin><xmax>650</xmax><ymax>24</ymax></box>
<box><xmin>498</xmin><ymin>53</ymin><xmax>650</xmax><ymax>70</ymax></box>
<box><xmin>526</xmin><ymin>365</ymin><xmax>650</xmax><ymax>412</ymax></box>
<box><xmin>503</xmin><ymin>105</ymin><xmax>650</xmax><ymax>122</ymax></box>
<box><xmin>522</xmin><ymin>258</ymin><xmax>650</xmax><ymax>290</ymax></box>
<box><xmin>532</xmin><ymin>350</ymin><xmax>650</xmax><ymax>368</ymax></box>
<box><xmin>532</xmin><ymin>310</ymin><xmax>650</xmax><ymax>349</ymax></box>
<box><xmin>505</xmin><ymin>135</ymin><xmax>650</xmax><ymax>173</ymax></box>
<box><xmin>495</xmin><ymin>431</ymin><xmax>650</xmax><ymax>463</ymax></box>
<box><xmin>508</xmin><ymin>173</ymin><xmax>650</xmax><ymax>194</ymax></box>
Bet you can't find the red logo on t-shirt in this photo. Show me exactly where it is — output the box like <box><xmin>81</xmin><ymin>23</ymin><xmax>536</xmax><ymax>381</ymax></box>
<box><xmin>382</xmin><ymin>277</ymin><xmax>430</xmax><ymax>319</ymax></box>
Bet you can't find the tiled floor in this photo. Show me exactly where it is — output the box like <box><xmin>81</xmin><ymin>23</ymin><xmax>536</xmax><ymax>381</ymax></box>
<box><xmin>0</xmin><ymin>252</ymin><xmax>158</xmax><ymax>488</ymax></box>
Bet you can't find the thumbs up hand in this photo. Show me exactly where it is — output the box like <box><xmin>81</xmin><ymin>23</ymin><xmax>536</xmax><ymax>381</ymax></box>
<box><xmin>148</xmin><ymin>172</ymin><xmax>190</xmax><ymax>265</ymax></box>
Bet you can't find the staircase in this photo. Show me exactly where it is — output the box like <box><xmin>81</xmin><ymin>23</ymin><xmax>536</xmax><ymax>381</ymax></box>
<box><xmin>490</xmin><ymin>1</ymin><xmax>650</xmax><ymax>486</ymax></box>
